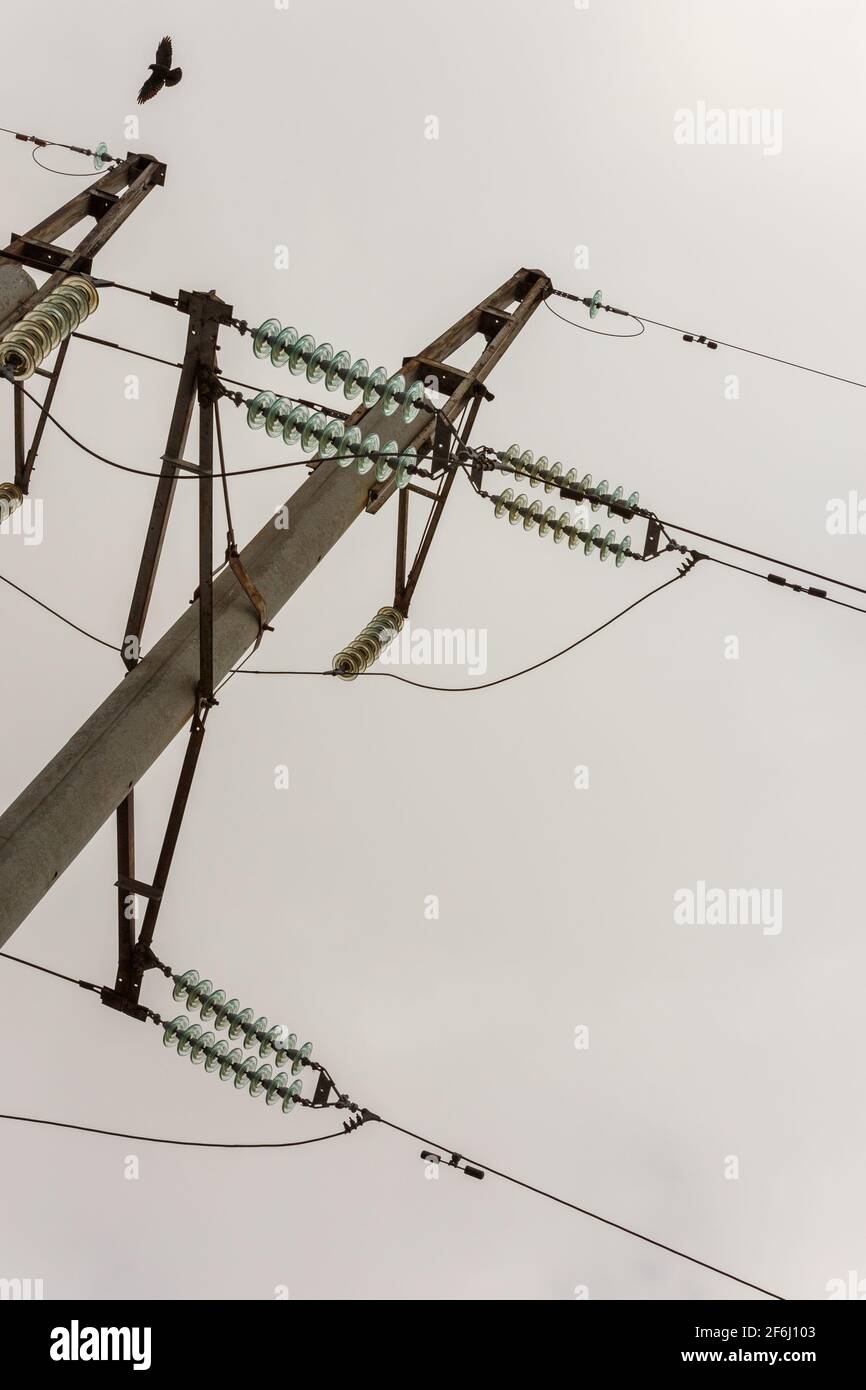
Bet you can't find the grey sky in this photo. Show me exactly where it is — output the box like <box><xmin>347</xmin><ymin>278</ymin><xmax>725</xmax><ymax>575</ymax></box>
<box><xmin>1</xmin><ymin>0</ymin><xmax>864</xmax><ymax>1300</ymax></box>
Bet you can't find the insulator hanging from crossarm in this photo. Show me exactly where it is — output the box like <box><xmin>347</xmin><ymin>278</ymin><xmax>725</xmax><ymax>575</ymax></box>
<box><xmin>491</xmin><ymin>488</ymin><xmax>633</xmax><ymax>565</ymax></box>
<box><xmin>332</xmin><ymin>606</ymin><xmax>405</xmax><ymax>680</ymax></box>
<box><xmin>244</xmin><ymin>391</ymin><xmax>417</xmax><ymax>488</ymax></box>
<box><xmin>161</xmin><ymin>1014</ymin><xmax>305</xmax><ymax>1115</ymax></box>
<box><xmin>170</xmin><ymin>968</ymin><xmax>312</xmax><ymax>1074</ymax></box>
<box><xmin>0</xmin><ymin>275</ymin><xmax>98</xmax><ymax>380</ymax></box>
<box><xmin>248</xmin><ymin>318</ymin><xmax>430</xmax><ymax>422</ymax></box>
<box><xmin>497</xmin><ymin>445</ymin><xmax>640</xmax><ymax>521</ymax></box>
<box><xmin>0</xmin><ymin>482</ymin><xmax>24</xmax><ymax>520</ymax></box>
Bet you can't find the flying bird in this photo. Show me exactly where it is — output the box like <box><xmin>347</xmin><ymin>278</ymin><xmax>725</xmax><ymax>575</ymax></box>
<box><xmin>137</xmin><ymin>36</ymin><xmax>182</xmax><ymax>104</ymax></box>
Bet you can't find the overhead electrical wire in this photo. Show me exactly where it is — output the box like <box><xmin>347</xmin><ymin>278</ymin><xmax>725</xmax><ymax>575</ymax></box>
<box><xmin>549</xmin><ymin>287</ymin><xmax>866</xmax><ymax>390</ymax></box>
<box><xmin>0</xmin><ymin>570</ymin><xmax>121</xmax><ymax>651</ymax></box>
<box><xmin>30</xmin><ymin>146</ymin><xmax>95</xmax><ymax>178</ymax></box>
<box><xmin>0</xmin><ymin>948</ymin><xmax>784</xmax><ymax>1299</ymax></box>
<box><xmin>236</xmin><ymin>567</ymin><xmax>694</xmax><ymax>689</ymax></box>
<box><xmin>372</xmin><ymin>1117</ymin><xmax>784</xmax><ymax>1301</ymax></box>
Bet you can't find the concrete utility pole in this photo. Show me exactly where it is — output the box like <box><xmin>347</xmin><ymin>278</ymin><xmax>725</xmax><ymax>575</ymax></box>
<box><xmin>0</xmin><ymin>266</ymin><xmax>550</xmax><ymax>947</ymax></box>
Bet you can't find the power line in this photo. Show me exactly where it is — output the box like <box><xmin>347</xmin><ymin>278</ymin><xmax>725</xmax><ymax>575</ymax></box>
<box><xmin>12</xmin><ymin>384</ymin><xmax>361</xmax><ymax>479</ymax></box>
<box><xmin>656</xmin><ymin>518</ymin><xmax>866</xmax><ymax>598</ymax></box>
<box><xmin>0</xmin><ymin>1111</ymin><xmax>352</xmax><ymax>1151</ymax></box>
<box><xmin>544</xmin><ymin>298</ymin><xmax>646</xmax><ymax>339</ymax></box>
<box><xmin>372</xmin><ymin>1117</ymin><xmax>785</xmax><ymax>1301</ymax></box>
<box><xmin>30</xmin><ymin>146</ymin><xmax>94</xmax><ymax>178</ymax></box>
<box><xmin>71</xmin><ymin>329</ymin><xmax>350</xmax><ymax>418</ymax></box>
<box><xmin>0</xmin><ymin>570</ymin><xmax>121</xmax><ymax>651</ymax></box>
<box><xmin>0</xmin><ymin>948</ymin><xmax>100</xmax><ymax>992</ymax></box>
<box><xmin>549</xmin><ymin>287</ymin><xmax>866</xmax><ymax>390</ymax></box>
<box><xmin>0</xmin><ymin>907</ymin><xmax>784</xmax><ymax>1298</ymax></box>
<box><xmin>236</xmin><ymin>568</ymin><xmax>692</xmax><ymax>689</ymax></box>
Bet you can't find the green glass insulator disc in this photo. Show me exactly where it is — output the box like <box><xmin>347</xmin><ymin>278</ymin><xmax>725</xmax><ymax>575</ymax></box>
<box><xmin>265</xmin><ymin>396</ymin><xmax>293</xmax><ymax>438</ymax></box>
<box><xmin>337</xmin><ymin>426</ymin><xmax>362</xmax><ymax>467</ymax></box>
<box><xmin>318</xmin><ymin>418</ymin><xmax>345</xmax><ymax>459</ymax></box>
<box><xmin>395</xmin><ymin>445</ymin><xmax>416</xmax><ymax>489</ymax></box>
<box><xmin>253</xmin><ymin>319</ymin><xmax>281</xmax><ymax>359</ymax></box>
<box><xmin>615</xmin><ymin>535</ymin><xmax>632</xmax><ymax>567</ymax></box>
<box><xmin>163</xmin><ymin>1015</ymin><xmax>189</xmax><ymax>1047</ymax></box>
<box><xmin>502</xmin><ymin>444</ymin><xmax>521</xmax><ymax>469</ymax></box>
<box><xmin>249</xmin><ymin>1063</ymin><xmax>273</xmax><ymax>1097</ymax></box>
<box><xmin>325</xmin><ymin>349</ymin><xmax>352</xmax><ymax>392</ymax></box>
<box><xmin>204</xmin><ymin>1039</ymin><xmax>229</xmax><ymax>1073</ymax></box>
<box><xmin>269</xmin><ymin>325</ymin><xmax>298</xmax><ymax>368</ymax></box>
<box><xmin>626</xmin><ymin>491</ymin><xmax>640</xmax><ymax>511</ymax></box>
<box><xmin>523</xmin><ymin>499</ymin><xmax>542</xmax><ymax>530</ymax></box>
<box><xmin>380</xmin><ymin>373</ymin><xmax>406</xmax><ymax>417</ymax></box>
<box><xmin>363</xmin><ymin>366</ymin><xmax>388</xmax><ymax>407</ymax></box>
<box><xmin>402</xmin><ymin>380</ymin><xmax>426</xmax><ymax>423</ymax></box>
<box><xmin>214</xmin><ymin>998</ymin><xmax>240</xmax><ymax>1031</ymax></box>
<box><xmin>553</xmin><ymin>511</ymin><xmax>572</xmax><ymax>544</ymax></box>
<box><xmin>281</xmin><ymin>405</ymin><xmax>309</xmax><ymax>445</ymax></box>
<box><xmin>538</xmin><ymin>506</ymin><xmax>557</xmax><ymax>537</ymax></box>
<box><xmin>589</xmin><ymin>289</ymin><xmax>603</xmax><ymax>319</ymax></box>
<box><xmin>343</xmin><ymin>357</ymin><xmax>369</xmax><ymax>400</ymax></box>
<box><xmin>356</xmin><ymin>432</ymin><xmax>380</xmax><ymax>476</ymax></box>
<box><xmin>530</xmin><ymin>456</ymin><xmax>549</xmax><ymax>488</ymax></box>
<box><xmin>273</xmin><ymin>1034</ymin><xmax>298</xmax><ymax>1066</ymax></box>
<box><xmin>176</xmin><ymin>1023</ymin><xmax>202</xmax><ymax>1056</ymax></box>
<box><xmin>190</xmin><ymin>1030</ymin><xmax>216</xmax><ymax>1065</ymax></box>
<box><xmin>259</xmin><ymin>1026</ymin><xmax>284</xmax><ymax>1059</ymax></box>
<box><xmin>218</xmin><ymin>1048</ymin><xmax>244</xmax><ymax>1082</ymax></box>
<box><xmin>543</xmin><ymin>463</ymin><xmax>561</xmax><ymax>494</ymax></box>
<box><xmin>200</xmin><ymin>988</ymin><xmax>226</xmax><ymax>1021</ymax></box>
<box><xmin>306</xmin><ymin>342</ymin><xmax>333</xmax><ymax>383</ymax></box>
<box><xmin>375</xmin><ymin>438</ymin><xmax>398</xmax><ymax>483</ymax></box>
<box><xmin>172</xmin><ymin>969</ymin><xmax>198</xmax><ymax>1003</ymax></box>
<box><xmin>187</xmin><ymin>979</ymin><xmax>213</xmax><ymax>1011</ymax></box>
<box><xmin>584</xmin><ymin>524</ymin><xmax>600</xmax><ymax>556</ymax></box>
<box><xmin>28</xmin><ymin>310</ymin><xmax>62</xmax><ymax>351</ymax></box>
<box><xmin>246</xmin><ymin>391</ymin><xmax>275</xmax><ymax>430</ymax></box>
<box><xmin>291</xmin><ymin>1041</ymin><xmax>313</xmax><ymax>1076</ymax></box>
<box><xmin>234</xmin><ymin>1056</ymin><xmax>258</xmax><ymax>1090</ymax></box>
<box><xmin>508</xmin><ymin>492</ymin><xmax>528</xmax><ymax>525</ymax></box>
<box><xmin>591</xmin><ymin>479</ymin><xmax>609</xmax><ymax>512</ymax></box>
<box><xmin>494</xmin><ymin>487</ymin><xmax>515</xmax><ymax>518</ymax></box>
<box><xmin>517</xmin><ymin>449</ymin><xmax>534</xmax><ymax>480</ymax></box>
<box><xmin>227</xmin><ymin>1007</ymin><xmax>254</xmax><ymax>1041</ymax></box>
<box><xmin>282</xmin><ymin>1079</ymin><xmax>302</xmax><ymax>1115</ymax></box>
<box><xmin>266</xmin><ymin>1071</ymin><xmax>289</xmax><ymax>1105</ymax></box>
<box><xmin>288</xmin><ymin>334</ymin><xmax>315</xmax><ymax>375</ymax></box>
<box><xmin>607</xmin><ymin>485</ymin><xmax>623</xmax><ymax>517</ymax></box>
<box><xmin>93</xmin><ymin>141</ymin><xmax>110</xmax><ymax>171</ymax></box>
<box><xmin>599</xmin><ymin>529</ymin><xmax>617</xmax><ymax>561</ymax></box>
<box><xmin>301</xmin><ymin>411</ymin><xmax>327</xmax><ymax>453</ymax></box>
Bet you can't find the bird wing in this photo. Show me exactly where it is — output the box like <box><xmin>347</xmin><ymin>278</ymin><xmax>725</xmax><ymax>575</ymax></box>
<box><xmin>155</xmin><ymin>35</ymin><xmax>172</xmax><ymax>66</ymax></box>
<box><xmin>165</xmin><ymin>67</ymin><xmax>183</xmax><ymax>87</ymax></box>
<box><xmin>137</xmin><ymin>72</ymin><xmax>164</xmax><ymax>104</ymax></box>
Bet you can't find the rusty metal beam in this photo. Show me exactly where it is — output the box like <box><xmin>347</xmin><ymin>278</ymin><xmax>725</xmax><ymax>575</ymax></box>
<box><xmin>123</xmin><ymin>292</ymin><xmax>230</xmax><ymax>664</ymax></box>
<box><xmin>0</xmin><ymin>152</ymin><xmax>166</xmax><ymax>337</ymax></box>
<box><xmin>366</xmin><ymin>266</ymin><xmax>550</xmax><ymax>514</ymax></box>
<box><xmin>15</xmin><ymin>335</ymin><xmax>72</xmax><ymax>492</ymax></box>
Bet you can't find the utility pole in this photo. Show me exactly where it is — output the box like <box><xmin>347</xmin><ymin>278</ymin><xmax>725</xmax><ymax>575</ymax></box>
<box><xmin>0</xmin><ymin>265</ymin><xmax>550</xmax><ymax>952</ymax></box>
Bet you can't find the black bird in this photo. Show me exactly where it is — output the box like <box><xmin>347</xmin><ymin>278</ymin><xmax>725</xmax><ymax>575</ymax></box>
<box><xmin>137</xmin><ymin>36</ymin><xmax>182</xmax><ymax>104</ymax></box>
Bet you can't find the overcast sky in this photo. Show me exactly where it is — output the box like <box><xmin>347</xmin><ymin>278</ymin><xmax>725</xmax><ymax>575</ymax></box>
<box><xmin>1</xmin><ymin>0</ymin><xmax>865</xmax><ymax>1301</ymax></box>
